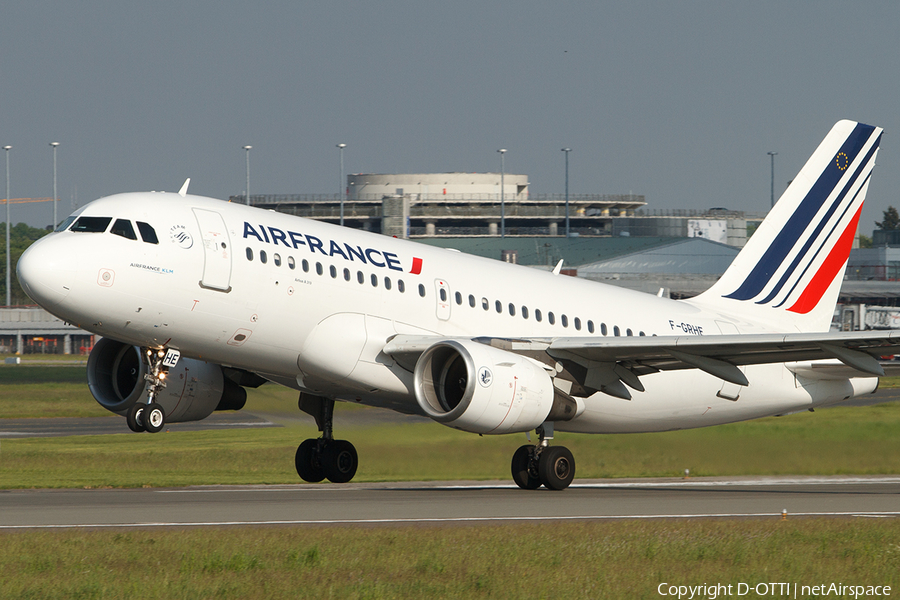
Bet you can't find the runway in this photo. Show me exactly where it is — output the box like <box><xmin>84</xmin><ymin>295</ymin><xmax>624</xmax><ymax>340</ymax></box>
<box><xmin>1</xmin><ymin>476</ymin><xmax>898</xmax><ymax>529</ymax></box>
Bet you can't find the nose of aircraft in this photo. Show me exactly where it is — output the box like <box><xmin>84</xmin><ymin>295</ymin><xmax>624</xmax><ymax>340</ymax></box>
<box><xmin>16</xmin><ymin>235</ymin><xmax>76</xmax><ymax>309</ymax></box>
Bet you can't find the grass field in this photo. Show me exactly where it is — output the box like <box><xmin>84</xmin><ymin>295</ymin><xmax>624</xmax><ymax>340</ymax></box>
<box><xmin>0</xmin><ymin>519</ymin><xmax>898</xmax><ymax>599</ymax></box>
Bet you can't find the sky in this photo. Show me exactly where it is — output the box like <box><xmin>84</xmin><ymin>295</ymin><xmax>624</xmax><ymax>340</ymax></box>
<box><xmin>2</xmin><ymin>1</ymin><xmax>899</xmax><ymax>233</ymax></box>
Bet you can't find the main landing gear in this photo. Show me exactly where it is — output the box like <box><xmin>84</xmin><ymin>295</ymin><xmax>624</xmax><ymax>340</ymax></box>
<box><xmin>510</xmin><ymin>423</ymin><xmax>575</xmax><ymax>491</ymax></box>
<box><xmin>126</xmin><ymin>347</ymin><xmax>178</xmax><ymax>434</ymax></box>
<box><xmin>294</xmin><ymin>394</ymin><xmax>359</xmax><ymax>484</ymax></box>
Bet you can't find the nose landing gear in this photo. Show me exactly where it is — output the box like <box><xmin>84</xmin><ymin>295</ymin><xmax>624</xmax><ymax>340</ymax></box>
<box><xmin>126</xmin><ymin>347</ymin><xmax>178</xmax><ymax>434</ymax></box>
<box><xmin>511</xmin><ymin>424</ymin><xmax>575</xmax><ymax>490</ymax></box>
<box><xmin>294</xmin><ymin>394</ymin><xmax>359</xmax><ymax>484</ymax></box>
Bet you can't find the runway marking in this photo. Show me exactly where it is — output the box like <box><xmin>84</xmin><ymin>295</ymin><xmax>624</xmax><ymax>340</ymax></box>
<box><xmin>152</xmin><ymin>476</ymin><xmax>900</xmax><ymax>494</ymax></box>
<box><xmin>1</xmin><ymin>511</ymin><xmax>899</xmax><ymax>530</ymax></box>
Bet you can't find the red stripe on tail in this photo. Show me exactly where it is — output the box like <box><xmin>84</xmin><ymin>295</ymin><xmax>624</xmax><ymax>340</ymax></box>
<box><xmin>787</xmin><ymin>205</ymin><xmax>862</xmax><ymax>314</ymax></box>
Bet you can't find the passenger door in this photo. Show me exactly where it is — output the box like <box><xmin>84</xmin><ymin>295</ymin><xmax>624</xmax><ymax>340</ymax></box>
<box><xmin>193</xmin><ymin>208</ymin><xmax>232</xmax><ymax>292</ymax></box>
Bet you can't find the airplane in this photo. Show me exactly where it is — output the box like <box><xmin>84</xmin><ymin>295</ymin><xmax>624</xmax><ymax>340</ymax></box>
<box><xmin>16</xmin><ymin>119</ymin><xmax>900</xmax><ymax>491</ymax></box>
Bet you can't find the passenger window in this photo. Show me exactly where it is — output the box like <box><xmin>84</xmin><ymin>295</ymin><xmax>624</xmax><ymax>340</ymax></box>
<box><xmin>288</xmin><ymin>257</ymin><xmax>295</xmax><ymax>270</ymax></box>
<box><xmin>535</xmin><ymin>309</ymin><xmax>542</xmax><ymax>322</ymax></box>
<box><xmin>371</xmin><ymin>274</ymin><xmax>378</xmax><ymax>287</ymax></box>
<box><xmin>71</xmin><ymin>216</ymin><xmax>112</xmax><ymax>233</ymax></box>
<box><xmin>549</xmin><ymin>312</ymin><xmax>555</xmax><ymax>325</ymax></box>
<box><xmin>588</xmin><ymin>320</ymin><xmax>594</xmax><ymax>333</ymax></box>
<box><xmin>614</xmin><ymin>326</ymin><xmax>620</xmax><ymax>336</ymax></box>
<box><xmin>301</xmin><ymin>259</ymin><xmax>309</xmax><ymax>273</ymax></box>
<box><xmin>440</xmin><ymin>288</ymin><xmax>447</xmax><ymax>302</ymax></box>
<box><xmin>482</xmin><ymin>297</ymin><xmax>489</xmax><ymax>311</ymax></box>
<box><xmin>110</xmin><ymin>218</ymin><xmax>136</xmax><ymax>240</ymax></box>
<box><xmin>137</xmin><ymin>221</ymin><xmax>159</xmax><ymax>244</ymax></box>
<box><xmin>274</xmin><ymin>253</ymin><xmax>282</xmax><ymax>267</ymax></box>
<box><xmin>561</xmin><ymin>315</ymin><xmax>568</xmax><ymax>328</ymax></box>
<box><xmin>468</xmin><ymin>294</ymin><xmax>476</xmax><ymax>308</ymax></box>
<box><xmin>495</xmin><ymin>300</ymin><xmax>502</xmax><ymax>313</ymax></box>
<box><xmin>315</xmin><ymin>262</ymin><xmax>323</xmax><ymax>275</ymax></box>
<box><xmin>398</xmin><ymin>280</ymin><xmax>405</xmax><ymax>293</ymax></box>
<box><xmin>522</xmin><ymin>306</ymin><xmax>529</xmax><ymax>320</ymax></box>
<box><xmin>246</xmin><ymin>248</ymin><xmax>253</xmax><ymax>261</ymax></box>
<box><xmin>260</xmin><ymin>250</ymin><xmax>268</xmax><ymax>264</ymax></box>
<box><xmin>508</xmin><ymin>303</ymin><xmax>515</xmax><ymax>317</ymax></box>
<box><xmin>455</xmin><ymin>292</ymin><xmax>462</xmax><ymax>305</ymax></box>
<box><xmin>343</xmin><ymin>268</ymin><xmax>351</xmax><ymax>281</ymax></box>
<box><xmin>357</xmin><ymin>271</ymin><xmax>364</xmax><ymax>284</ymax></box>
<box><xmin>639</xmin><ymin>331</ymin><xmax>646</xmax><ymax>336</ymax></box>
<box><xmin>626</xmin><ymin>328</ymin><xmax>633</xmax><ymax>336</ymax></box>
<box><xmin>601</xmin><ymin>323</ymin><xmax>608</xmax><ymax>336</ymax></box>
<box><xmin>330</xmin><ymin>265</ymin><xmax>337</xmax><ymax>278</ymax></box>
<box><xmin>418</xmin><ymin>284</ymin><xmax>426</xmax><ymax>297</ymax></box>
<box><xmin>384</xmin><ymin>277</ymin><xmax>392</xmax><ymax>290</ymax></box>
<box><xmin>574</xmin><ymin>317</ymin><xmax>581</xmax><ymax>331</ymax></box>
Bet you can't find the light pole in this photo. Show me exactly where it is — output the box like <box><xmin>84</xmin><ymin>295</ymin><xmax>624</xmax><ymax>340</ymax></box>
<box><xmin>498</xmin><ymin>148</ymin><xmax>507</xmax><ymax>238</ymax></box>
<box><xmin>767</xmin><ymin>151</ymin><xmax>777</xmax><ymax>209</ymax></box>
<box><xmin>562</xmin><ymin>148</ymin><xmax>571</xmax><ymax>237</ymax></box>
<box><xmin>50</xmin><ymin>142</ymin><xmax>60</xmax><ymax>229</ymax></box>
<box><xmin>4</xmin><ymin>145</ymin><xmax>11</xmax><ymax>307</ymax></box>
<box><xmin>243</xmin><ymin>146</ymin><xmax>252</xmax><ymax>205</ymax></box>
<box><xmin>337</xmin><ymin>143</ymin><xmax>346</xmax><ymax>226</ymax></box>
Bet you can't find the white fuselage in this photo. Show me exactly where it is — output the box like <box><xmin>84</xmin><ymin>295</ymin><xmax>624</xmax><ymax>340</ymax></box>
<box><xmin>21</xmin><ymin>192</ymin><xmax>874</xmax><ymax>434</ymax></box>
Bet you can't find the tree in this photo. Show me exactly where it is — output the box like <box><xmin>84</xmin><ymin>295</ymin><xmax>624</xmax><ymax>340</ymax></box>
<box><xmin>875</xmin><ymin>206</ymin><xmax>900</xmax><ymax>230</ymax></box>
<box><xmin>858</xmin><ymin>234</ymin><xmax>873</xmax><ymax>248</ymax></box>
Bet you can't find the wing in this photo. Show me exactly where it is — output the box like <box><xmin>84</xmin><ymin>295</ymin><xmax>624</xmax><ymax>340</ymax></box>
<box><xmin>384</xmin><ymin>330</ymin><xmax>900</xmax><ymax>400</ymax></box>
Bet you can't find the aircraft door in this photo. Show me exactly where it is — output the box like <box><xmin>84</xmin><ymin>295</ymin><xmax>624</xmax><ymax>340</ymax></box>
<box><xmin>193</xmin><ymin>208</ymin><xmax>232</xmax><ymax>292</ymax></box>
<box><xmin>435</xmin><ymin>279</ymin><xmax>451</xmax><ymax>321</ymax></box>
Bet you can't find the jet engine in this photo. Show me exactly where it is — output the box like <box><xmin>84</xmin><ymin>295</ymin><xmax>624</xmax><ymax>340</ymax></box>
<box><xmin>413</xmin><ymin>339</ymin><xmax>563</xmax><ymax>434</ymax></box>
<box><xmin>86</xmin><ymin>338</ymin><xmax>247</xmax><ymax>423</ymax></box>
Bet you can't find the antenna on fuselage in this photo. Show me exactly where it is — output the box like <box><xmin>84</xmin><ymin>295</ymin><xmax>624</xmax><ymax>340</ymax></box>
<box><xmin>178</xmin><ymin>178</ymin><xmax>190</xmax><ymax>197</ymax></box>
<box><xmin>552</xmin><ymin>259</ymin><xmax>564</xmax><ymax>276</ymax></box>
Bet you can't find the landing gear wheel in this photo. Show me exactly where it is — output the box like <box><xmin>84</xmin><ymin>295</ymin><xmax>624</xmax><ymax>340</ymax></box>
<box><xmin>538</xmin><ymin>446</ymin><xmax>575</xmax><ymax>491</ymax></box>
<box><xmin>295</xmin><ymin>439</ymin><xmax>325</xmax><ymax>483</ymax></box>
<box><xmin>322</xmin><ymin>440</ymin><xmax>358</xmax><ymax>484</ymax></box>
<box><xmin>143</xmin><ymin>402</ymin><xmax>166</xmax><ymax>434</ymax></box>
<box><xmin>126</xmin><ymin>404</ymin><xmax>145</xmax><ymax>433</ymax></box>
<box><xmin>511</xmin><ymin>445</ymin><xmax>541</xmax><ymax>490</ymax></box>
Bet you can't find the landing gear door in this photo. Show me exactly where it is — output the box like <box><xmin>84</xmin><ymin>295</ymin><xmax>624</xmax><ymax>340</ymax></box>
<box><xmin>435</xmin><ymin>279</ymin><xmax>451</xmax><ymax>321</ymax></box>
<box><xmin>193</xmin><ymin>208</ymin><xmax>232</xmax><ymax>292</ymax></box>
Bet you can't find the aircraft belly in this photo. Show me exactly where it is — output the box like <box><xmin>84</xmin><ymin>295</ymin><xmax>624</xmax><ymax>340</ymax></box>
<box><xmin>557</xmin><ymin>364</ymin><xmax>815</xmax><ymax>434</ymax></box>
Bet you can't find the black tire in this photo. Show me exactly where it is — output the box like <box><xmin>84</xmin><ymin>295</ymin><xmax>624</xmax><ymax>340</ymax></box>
<box><xmin>143</xmin><ymin>402</ymin><xmax>165</xmax><ymax>434</ymax></box>
<box><xmin>322</xmin><ymin>439</ymin><xmax>358</xmax><ymax>484</ymax></box>
<box><xmin>538</xmin><ymin>446</ymin><xmax>575</xmax><ymax>490</ymax></box>
<box><xmin>295</xmin><ymin>439</ymin><xmax>325</xmax><ymax>483</ymax></box>
<box><xmin>126</xmin><ymin>404</ymin><xmax>145</xmax><ymax>433</ymax></box>
<box><xmin>511</xmin><ymin>445</ymin><xmax>541</xmax><ymax>490</ymax></box>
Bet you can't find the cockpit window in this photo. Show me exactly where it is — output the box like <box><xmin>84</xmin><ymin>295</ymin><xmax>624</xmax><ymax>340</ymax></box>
<box><xmin>136</xmin><ymin>221</ymin><xmax>159</xmax><ymax>244</ymax></box>
<box><xmin>110</xmin><ymin>219</ymin><xmax>137</xmax><ymax>240</ymax></box>
<box><xmin>71</xmin><ymin>216</ymin><xmax>112</xmax><ymax>233</ymax></box>
<box><xmin>55</xmin><ymin>216</ymin><xmax>76</xmax><ymax>232</ymax></box>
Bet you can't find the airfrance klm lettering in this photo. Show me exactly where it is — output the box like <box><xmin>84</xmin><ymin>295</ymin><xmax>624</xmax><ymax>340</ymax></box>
<box><xmin>242</xmin><ymin>222</ymin><xmax>423</xmax><ymax>274</ymax></box>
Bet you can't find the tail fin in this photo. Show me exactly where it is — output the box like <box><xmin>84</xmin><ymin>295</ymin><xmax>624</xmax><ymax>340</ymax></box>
<box><xmin>693</xmin><ymin>120</ymin><xmax>883</xmax><ymax>332</ymax></box>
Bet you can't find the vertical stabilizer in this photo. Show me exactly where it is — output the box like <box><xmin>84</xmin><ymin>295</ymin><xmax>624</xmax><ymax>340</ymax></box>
<box><xmin>692</xmin><ymin>120</ymin><xmax>882</xmax><ymax>332</ymax></box>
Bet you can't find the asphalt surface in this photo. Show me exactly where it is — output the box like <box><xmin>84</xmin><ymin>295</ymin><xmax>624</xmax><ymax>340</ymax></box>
<box><xmin>0</xmin><ymin>477</ymin><xmax>897</xmax><ymax>529</ymax></box>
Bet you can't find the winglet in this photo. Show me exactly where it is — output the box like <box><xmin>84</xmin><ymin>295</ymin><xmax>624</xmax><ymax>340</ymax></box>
<box><xmin>178</xmin><ymin>178</ymin><xmax>191</xmax><ymax>197</ymax></box>
<box><xmin>552</xmin><ymin>259</ymin><xmax>564</xmax><ymax>275</ymax></box>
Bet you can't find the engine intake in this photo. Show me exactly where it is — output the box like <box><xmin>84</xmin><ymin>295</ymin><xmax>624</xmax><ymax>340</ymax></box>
<box><xmin>87</xmin><ymin>338</ymin><xmax>246</xmax><ymax>423</ymax></box>
<box><xmin>413</xmin><ymin>339</ymin><xmax>557</xmax><ymax>434</ymax></box>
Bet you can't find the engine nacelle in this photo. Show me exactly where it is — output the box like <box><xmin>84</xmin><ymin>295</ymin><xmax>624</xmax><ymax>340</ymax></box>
<box><xmin>413</xmin><ymin>339</ymin><xmax>555</xmax><ymax>434</ymax></box>
<box><xmin>86</xmin><ymin>338</ymin><xmax>246</xmax><ymax>423</ymax></box>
